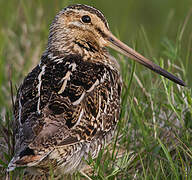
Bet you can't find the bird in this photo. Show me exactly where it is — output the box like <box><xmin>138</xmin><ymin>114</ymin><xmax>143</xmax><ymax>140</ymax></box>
<box><xmin>7</xmin><ymin>4</ymin><xmax>185</xmax><ymax>178</ymax></box>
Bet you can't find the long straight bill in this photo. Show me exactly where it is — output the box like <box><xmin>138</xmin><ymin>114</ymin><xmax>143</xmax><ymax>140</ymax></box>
<box><xmin>106</xmin><ymin>33</ymin><xmax>185</xmax><ymax>86</ymax></box>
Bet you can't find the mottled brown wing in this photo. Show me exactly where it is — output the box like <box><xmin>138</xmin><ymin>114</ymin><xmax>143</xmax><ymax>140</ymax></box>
<box><xmin>13</xmin><ymin>54</ymin><xmax>121</xmax><ymax>165</ymax></box>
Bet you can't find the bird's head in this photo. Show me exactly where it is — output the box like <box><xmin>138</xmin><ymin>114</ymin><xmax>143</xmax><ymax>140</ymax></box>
<box><xmin>47</xmin><ymin>4</ymin><xmax>185</xmax><ymax>86</ymax></box>
<box><xmin>47</xmin><ymin>4</ymin><xmax>111</xmax><ymax>54</ymax></box>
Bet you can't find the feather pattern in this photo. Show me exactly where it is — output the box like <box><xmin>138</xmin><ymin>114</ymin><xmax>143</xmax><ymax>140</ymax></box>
<box><xmin>9</xmin><ymin>52</ymin><xmax>122</xmax><ymax>174</ymax></box>
<box><xmin>8</xmin><ymin>4</ymin><xmax>122</xmax><ymax>176</ymax></box>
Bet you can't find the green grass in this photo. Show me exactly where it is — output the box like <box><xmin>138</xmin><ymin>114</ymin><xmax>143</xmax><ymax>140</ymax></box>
<box><xmin>0</xmin><ymin>0</ymin><xmax>192</xmax><ymax>179</ymax></box>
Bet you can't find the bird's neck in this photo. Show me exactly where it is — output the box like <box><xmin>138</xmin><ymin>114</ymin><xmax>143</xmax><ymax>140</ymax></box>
<box><xmin>45</xmin><ymin>36</ymin><xmax>120</xmax><ymax>71</ymax></box>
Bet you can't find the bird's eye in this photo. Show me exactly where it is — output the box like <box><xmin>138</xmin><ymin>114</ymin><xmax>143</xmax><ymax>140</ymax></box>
<box><xmin>81</xmin><ymin>15</ymin><xmax>91</xmax><ymax>23</ymax></box>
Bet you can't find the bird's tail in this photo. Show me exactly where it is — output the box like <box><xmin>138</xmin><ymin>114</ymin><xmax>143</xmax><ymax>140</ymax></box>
<box><xmin>7</xmin><ymin>157</ymin><xmax>18</xmax><ymax>172</ymax></box>
<box><xmin>7</xmin><ymin>153</ymin><xmax>45</xmax><ymax>172</ymax></box>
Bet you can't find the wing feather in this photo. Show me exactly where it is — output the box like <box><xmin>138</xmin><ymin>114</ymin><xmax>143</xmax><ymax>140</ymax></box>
<box><xmin>12</xmin><ymin>54</ymin><xmax>121</xmax><ymax>168</ymax></box>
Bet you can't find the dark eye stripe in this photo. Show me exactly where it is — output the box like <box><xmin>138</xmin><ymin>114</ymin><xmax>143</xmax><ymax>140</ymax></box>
<box><xmin>81</xmin><ymin>15</ymin><xmax>91</xmax><ymax>23</ymax></box>
<box><xmin>96</xmin><ymin>27</ymin><xmax>107</xmax><ymax>38</ymax></box>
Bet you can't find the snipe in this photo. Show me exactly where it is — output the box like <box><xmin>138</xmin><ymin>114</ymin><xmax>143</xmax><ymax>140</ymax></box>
<box><xmin>7</xmin><ymin>4</ymin><xmax>185</xmax><ymax>177</ymax></box>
